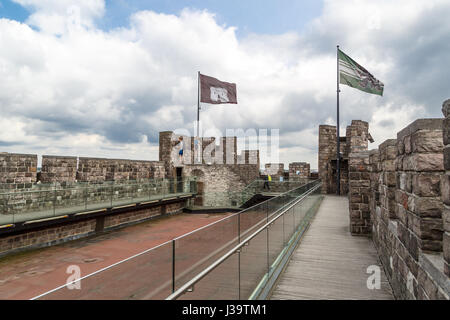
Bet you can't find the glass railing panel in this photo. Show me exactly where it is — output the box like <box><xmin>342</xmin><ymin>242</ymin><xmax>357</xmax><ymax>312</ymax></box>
<box><xmin>11</xmin><ymin>189</ymin><xmax>55</xmax><ymax>223</ymax></box>
<box><xmin>54</xmin><ymin>187</ymin><xmax>86</xmax><ymax>216</ymax></box>
<box><xmin>284</xmin><ymin>207</ymin><xmax>296</xmax><ymax>243</ymax></box>
<box><xmin>267</xmin><ymin>215</ymin><xmax>284</xmax><ymax>268</ymax></box>
<box><xmin>239</xmin><ymin>203</ymin><xmax>267</xmax><ymax>238</ymax></box>
<box><xmin>38</xmin><ymin>241</ymin><xmax>173</xmax><ymax>300</ymax></box>
<box><xmin>174</xmin><ymin>214</ymin><xmax>239</xmax><ymax>292</ymax></box>
<box><xmin>239</xmin><ymin>228</ymin><xmax>268</xmax><ymax>300</ymax></box>
<box><xmin>85</xmin><ymin>183</ymin><xmax>113</xmax><ymax>211</ymax></box>
<box><xmin>177</xmin><ymin>252</ymin><xmax>239</xmax><ymax>300</ymax></box>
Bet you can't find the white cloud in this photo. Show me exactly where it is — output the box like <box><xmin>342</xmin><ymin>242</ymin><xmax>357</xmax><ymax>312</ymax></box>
<box><xmin>1</xmin><ymin>0</ymin><xmax>449</xmax><ymax>171</ymax></box>
<box><xmin>13</xmin><ymin>0</ymin><xmax>105</xmax><ymax>34</ymax></box>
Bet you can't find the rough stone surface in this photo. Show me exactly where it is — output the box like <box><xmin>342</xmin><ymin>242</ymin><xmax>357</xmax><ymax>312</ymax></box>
<box><xmin>0</xmin><ymin>153</ymin><xmax>37</xmax><ymax>190</ymax></box>
<box><xmin>364</xmin><ymin>104</ymin><xmax>449</xmax><ymax>299</ymax></box>
<box><xmin>288</xmin><ymin>162</ymin><xmax>310</xmax><ymax>179</ymax></box>
<box><xmin>319</xmin><ymin>120</ymin><xmax>372</xmax><ymax>195</ymax></box>
<box><xmin>443</xmin><ymin>99</ymin><xmax>450</xmax><ymax>277</ymax></box>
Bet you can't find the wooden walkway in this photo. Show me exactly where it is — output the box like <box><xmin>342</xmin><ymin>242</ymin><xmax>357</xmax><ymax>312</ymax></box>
<box><xmin>270</xmin><ymin>195</ymin><xmax>394</xmax><ymax>300</ymax></box>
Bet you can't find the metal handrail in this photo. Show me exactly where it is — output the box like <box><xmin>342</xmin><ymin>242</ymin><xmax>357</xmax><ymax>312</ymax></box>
<box><xmin>166</xmin><ymin>181</ymin><xmax>322</xmax><ymax>300</ymax></box>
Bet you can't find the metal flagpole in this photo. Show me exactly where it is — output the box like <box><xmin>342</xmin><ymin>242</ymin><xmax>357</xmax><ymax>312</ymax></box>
<box><xmin>197</xmin><ymin>71</ymin><xmax>201</xmax><ymax>163</ymax></box>
<box><xmin>197</xmin><ymin>71</ymin><xmax>200</xmax><ymax>138</ymax></box>
<box><xmin>336</xmin><ymin>45</ymin><xmax>341</xmax><ymax>196</ymax></box>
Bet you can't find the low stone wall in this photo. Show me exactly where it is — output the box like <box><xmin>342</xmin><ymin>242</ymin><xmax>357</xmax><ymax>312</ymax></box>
<box><xmin>0</xmin><ymin>199</ymin><xmax>187</xmax><ymax>257</ymax></box>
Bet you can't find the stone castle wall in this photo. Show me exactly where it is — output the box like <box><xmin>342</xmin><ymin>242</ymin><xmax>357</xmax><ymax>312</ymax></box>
<box><xmin>319</xmin><ymin>120</ymin><xmax>371</xmax><ymax>195</ymax></box>
<box><xmin>159</xmin><ymin>131</ymin><xmax>261</xmax><ymax>195</ymax></box>
<box><xmin>346</xmin><ymin>101</ymin><xmax>449</xmax><ymax>300</ymax></box>
<box><xmin>0</xmin><ymin>154</ymin><xmax>166</xmax><ymax>192</ymax></box>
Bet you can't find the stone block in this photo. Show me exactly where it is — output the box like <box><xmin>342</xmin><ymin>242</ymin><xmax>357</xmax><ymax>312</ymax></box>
<box><xmin>411</xmin><ymin>130</ymin><xmax>444</xmax><ymax>153</ymax></box>
<box><xmin>443</xmin><ymin>117</ymin><xmax>450</xmax><ymax>145</ymax></box>
<box><xmin>412</xmin><ymin>173</ymin><xmax>441</xmax><ymax>197</ymax></box>
<box><xmin>442</xmin><ymin>99</ymin><xmax>450</xmax><ymax>118</ymax></box>
<box><xmin>404</xmin><ymin>153</ymin><xmax>444</xmax><ymax>172</ymax></box>
<box><xmin>441</xmin><ymin>175</ymin><xmax>450</xmax><ymax>206</ymax></box>
<box><xmin>444</xmin><ymin>145</ymin><xmax>450</xmax><ymax>170</ymax></box>
<box><xmin>444</xmin><ymin>231</ymin><xmax>450</xmax><ymax>266</ymax></box>
<box><xmin>410</xmin><ymin>196</ymin><xmax>443</xmax><ymax>218</ymax></box>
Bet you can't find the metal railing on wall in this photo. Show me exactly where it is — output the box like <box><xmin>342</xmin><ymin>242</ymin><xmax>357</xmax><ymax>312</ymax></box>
<box><xmin>31</xmin><ymin>179</ymin><xmax>321</xmax><ymax>300</ymax></box>
<box><xmin>0</xmin><ymin>177</ymin><xmax>197</xmax><ymax>226</ymax></box>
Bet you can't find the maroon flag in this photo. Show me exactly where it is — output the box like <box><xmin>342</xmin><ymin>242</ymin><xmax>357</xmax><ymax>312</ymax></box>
<box><xmin>199</xmin><ymin>73</ymin><xmax>237</xmax><ymax>104</ymax></box>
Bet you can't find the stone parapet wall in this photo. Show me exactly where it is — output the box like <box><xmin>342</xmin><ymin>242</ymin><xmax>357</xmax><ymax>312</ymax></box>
<box><xmin>442</xmin><ymin>99</ymin><xmax>450</xmax><ymax>276</ymax></box>
<box><xmin>348</xmin><ymin>105</ymin><xmax>449</xmax><ymax>299</ymax></box>
<box><xmin>379</xmin><ymin>139</ymin><xmax>397</xmax><ymax>223</ymax></box>
<box><xmin>0</xmin><ymin>153</ymin><xmax>37</xmax><ymax>190</ymax></box>
<box><xmin>346</xmin><ymin>120</ymin><xmax>370</xmax><ymax>154</ymax></box>
<box><xmin>348</xmin><ymin>151</ymin><xmax>371</xmax><ymax>235</ymax></box>
<box><xmin>76</xmin><ymin>157</ymin><xmax>165</xmax><ymax>182</ymax></box>
<box><xmin>319</xmin><ymin>125</ymin><xmax>337</xmax><ymax>194</ymax></box>
<box><xmin>395</xmin><ymin>119</ymin><xmax>444</xmax><ymax>254</ymax></box>
<box><xmin>289</xmin><ymin>162</ymin><xmax>310</xmax><ymax>179</ymax></box>
<box><xmin>41</xmin><ymin>155</ymin><xmax>77</xmax><ymax>183</ymax></box>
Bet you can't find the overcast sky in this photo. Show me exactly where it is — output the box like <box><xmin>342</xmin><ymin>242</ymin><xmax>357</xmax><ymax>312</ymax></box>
<box><xmin>0</xmin><ymin>0</ymin><xmax>449</xmax><ymax>169</ymax></box>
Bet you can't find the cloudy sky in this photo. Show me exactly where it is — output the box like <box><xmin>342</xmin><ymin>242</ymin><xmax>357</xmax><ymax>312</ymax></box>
<box><xmin>0</xmin><ymin>0</ymin><xmax>449</xmax><ymax>169</ymax></box>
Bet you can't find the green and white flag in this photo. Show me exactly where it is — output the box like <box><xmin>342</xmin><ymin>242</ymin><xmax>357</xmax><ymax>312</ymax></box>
<box><xmin>338</xmin><ymin>49</ymin><xmax>384</xmax><ymax>96</ymax></box>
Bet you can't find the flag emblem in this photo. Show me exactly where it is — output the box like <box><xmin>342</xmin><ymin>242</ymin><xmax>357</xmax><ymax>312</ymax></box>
<box><xmin>338</xmin><ymin>49</ymin><xmax>384</xmax><ymax>96</ymax></box>
<box><xmin>199</xmin><ymin>73</ymin><xmax>237</xmax><ymax>104</ymax></box>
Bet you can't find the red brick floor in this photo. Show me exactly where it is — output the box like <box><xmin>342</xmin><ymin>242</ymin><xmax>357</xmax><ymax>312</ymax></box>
<box><xmin>0</xmin><ymin>212</ymin><xmax>232</xmax><ymax>300</ymax></box>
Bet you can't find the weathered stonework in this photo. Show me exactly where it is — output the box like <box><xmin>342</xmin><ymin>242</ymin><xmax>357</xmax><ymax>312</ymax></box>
<box><xmin>365</xmin><ymin>107</ymin><xmax>449</xmax><ymax>300</ymax></box>
<box><xmin>289</xmin><ymin>162</ymin><xmax>310</xmax><ymax>180</ymax></box>
<box><xmin>319</xmin><ymin>120</ymin><xmax>372</xmax><ymax>195</ymax></box>
<box><xmin>442</xmin><ymin>99</ymin><xmax>450</xmax><ymax>277</ymax></box>
<box><xmin>159</xmin><ymin>131</ymin><xmax>261</xmax><ymax>203</ymax></box>
<box><xmin>76</xmin><ymin>157</ymin><xmax>165</xmax><ymax>182</ymax></box>
<box><xmin>41</xmin><ymin>155</ymin><xmax>77</xmax><ymax>183</ymax></box>
<box><xmin>348</xmin><ymin>151</ymin><xmax>371</xmax><ymax>235</ymax></box>
<box><xmin>0</xmin><ymin>153</ymin><xmax>37</xmax><ymax>190</ymax></box>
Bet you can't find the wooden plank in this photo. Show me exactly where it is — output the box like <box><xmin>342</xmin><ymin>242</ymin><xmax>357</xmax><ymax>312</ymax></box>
<box><xmin>270</xmin><ymin>195</ymin><xmax>394</xmax><ymax>300</ymax></box>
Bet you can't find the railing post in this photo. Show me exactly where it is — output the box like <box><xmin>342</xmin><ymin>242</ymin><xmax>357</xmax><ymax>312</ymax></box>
<box><xmin>53</xmin><ymin>183</ymin><xmax>56</xmax><ymax>216</ymax></box>
<box><xmin>238</xmin><ymin>249</ymin><xmax>241</xmax><ymax>300</ymax></box>
<box><xmin>266</xmin><ymin>201</ymin><xmax>270</xmax><ymax>275</ymax></box>
<box><xmin>110</xmin><ymin>182</ymin><xmax>113</xmax><ymax>207</ymax></box>
<box><xmin>172</xmin><ymin>239</ymin><xmax>176</xmax><ymax>294</ymax></box>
